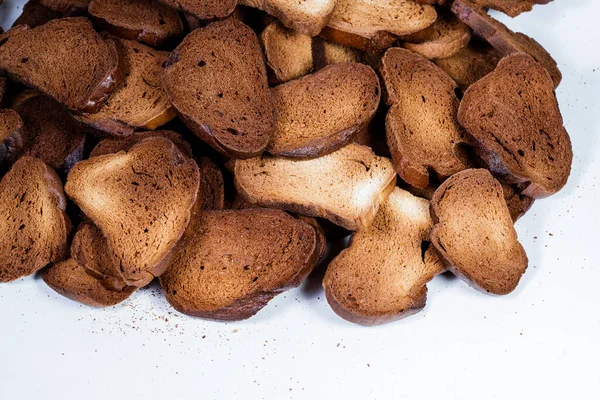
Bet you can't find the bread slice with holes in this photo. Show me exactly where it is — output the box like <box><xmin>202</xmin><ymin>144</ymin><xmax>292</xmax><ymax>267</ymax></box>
<box><xmin>13</xmin><ymin>0</ymin><xmax>62</xmax><ymax>28</ymax></box>
<box><xmin>0</xmin><ymin>109</ymin><xmax>24</xmax><ymax>170</ymax></box>
<box><xmin>319</xmin><ymin>0</ymin><xmax>437</xmax><ymax>51</ymax></box>
<box><xmin>163</xmin><ymin>19</ymin><xmax>275</xmax><ymax>158</ymax></box>
<box><xmin>0</xmin><ymin>18</ymin><xmax>124</xmax><ymax>112</ymax></box>
<box><xmin>324</xmin><ymin>188</ymin><xmax>444</xmax><ymax>325</ymax></box>
<box><xmin>381</xmin><ymin>48</ymin><xmax>469</xmax><ymax>189</ymax></box>
<box><xmin>65</xmin><ymin>137</ymin><xmax>200</xmax><ymax>287</ymax></box>
<box><xmin>40</xmin><ymin>0</ymin><xmax>89</xmax><ymax>13</ymax></box>
<box><xmin>159</xmin><ymin>0</ymin><xmax>238</xmax><ymax>20</ymax></box>
<box><xmin>88</xmin><ymin>0</ymin><xmax>183</xmax><ymax>46</ymax></box>
<box><xmin>451</xmin><ymin>0</ymin><xmax>561</xmax><ymax>87</ymax></box>
<box><xmin>430</xmin><ymin>169</ymin><xmax>528</xmax><ymax>294</ymax></box>
<box><xmin>401</xmin><ymin>9</ymin><xmax>471</xmax><ymax>60</ymax></box>
<box><xmin>240</xmin><ymin>0</ymin><xmax>335</xmax><ymax>36</ymax></box>
<box><xmin>458</xmin><ymin>54</ymin><xmax>571</xmax><ymax>198</ymax></box>
<box><xmin>160</xmin><ymin>208</ymin><xmax>319</xmax><ymax>320</ymax></box>
<box><xmin>234</xmin><ymin>143</ymin><xmax>396</xmax><ymax>230</ymax></box>
<box><xmin>0</xmin><ymin>157</ymin><xmax>71</xmax><ymax>283</ymax></box>
<box><xmin>268</xmin><ymin>63</ymin><xmax>380</xmax><ymax>158</ymax></box>
<box><xmin>433</xmin><ymin>40</ymin><xmax>501</xmax><ymax>93</ymax></box>
<box><xmin>13</xmin><ymin>92</ymin><xmax>87</xmax><ymax>176</ymax></box>
<box><xmin>76</xmin><ymin>38</ymin><xmax>175</xmax><ymax>137</ymax></box>
<box><xmin>42</xmin><ymin>258</ymin><xmax>135</xmax><ymax>307</ymax></box>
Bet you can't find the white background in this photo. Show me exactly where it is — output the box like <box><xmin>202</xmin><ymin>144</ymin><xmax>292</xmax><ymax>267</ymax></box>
<box><xmin>1</xmin><ymin>1</ymin><xmax>599</xmax><ymax>399</ymax></box>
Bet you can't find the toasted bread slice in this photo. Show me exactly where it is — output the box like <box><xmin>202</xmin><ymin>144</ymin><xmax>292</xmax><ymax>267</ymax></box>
<box><xmin>458</xmin><ymin>54</ymin><xmax>572</xmax><ymax>198</ymax></box>
<box><xmin>90</xmin><ymin>129</ymin><xmax>192</xmax><ymax>158</ymax></box>
<box><xmin>268</xmin><ymin>63</ymin><xmax>380</xmax><ymax>158</ymax></box>
<box><xmin>324</xmin><ymin>188</ymin><xmax>444</xmax><ymax>325</ymax></box>
<box><xmin>401</xmin><ymin>9</ymin><xmax>471</xmax><ymax>60</ymax></box>
<box><xmin>89</xmin><ymin>0</ymin><xmax>183</xmax><ymax>46</ymax></box>
<box><xmin>0</xmin><ymin>109</ymin><xmax>24</xmax><ymax>169</ymax></box>
<box><xmin>470</xmin><ymin>0</ymin><xmax>553</xmax><ymax>17</ymax></box>
<box><xmin>159</xmin><ymin>0</ymin><xmax>238</xmax><ymax>20</ymax></box>
<box><xmin>40</xmin><ymin>0</ymin><xmax>89</xmax><ymax>13</ymax></box>
<box><xmin>13</xmin><ymin>0</ymin><xmax>62</xmax><ymax>28</ymax></box>
<box><xmin>433</xmin><ymin>40</ymin><xmax>501</xmax><ymax>93</ymax></box>
<box><xmin>430</xmin><ymin>169</ymin><xmax>528</xmax><ymax>294</ymax></box>
<box><xmin>13</xmin><ymin>92</ymin><xmax>87</xmax><ymax>176</ymax></box>
<box><xmin>320</xmin><ymin>0</ymin><xmax>437</xmax><ymax>51</ymax></box>
<box><xmin>262</xmin><ymin>20</ymin><xmax>314</xmax><ymax>83</ymax></box>
<box><xmin>196</xmin><ymin>157</ymin><xmax>225</xmax><ymax>211</ymax></box>
<box><xmin>65</xmin><ymin>137</ymin><xmax>200</xmax><ymax>287</ymax></box>
<box><xmin>452</xmin><ymin>0</ymin><xmax>561</xmax><ymax>87</ymax></box>
<box><xmin>381</xmin><ymin>48</ymin><xmax>469</xmax><ymax>189</ymax></box>
<box><xmin>234</xmin><ymin>143</ymin><xmax>397</xmax><ymax>230</ymax></box>
<box><xmin>241</xmin><ymin>0</ymin><xmax>334</xmax><ymax>36</ymax></box>
<box><xmin>0</xmin><ymin>18</ymin><xmax>124</xmax><ymax>112</ymax></box>
<box><xmin>0</xmin><ymin>157</ymin><xmax>71</xmax><ymax>283</ymax></box>
<box><xmin>160</xmin><ymin>208</ymin><xmax>319</xmax><ymax>320</ymax></box>
<box><xmin>42</xmin><ymin>258</ymin><xmax>135</xmax><ymax>307</ymax></box>
<box><xmin>163</xmin><ymin>19</ymin><xmax>275</xmax><ymax>158</ymax></box>
<box><xmin>76</xmin><ymin>39</ymin><xmax>175</xmax><ymax>137</ymax></box>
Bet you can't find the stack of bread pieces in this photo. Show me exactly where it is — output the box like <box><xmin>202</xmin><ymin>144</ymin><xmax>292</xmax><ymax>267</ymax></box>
<box><xmin>0</xmin><ymin>0</ymin><xmax>571</xmax><ymax>325</ymax></box>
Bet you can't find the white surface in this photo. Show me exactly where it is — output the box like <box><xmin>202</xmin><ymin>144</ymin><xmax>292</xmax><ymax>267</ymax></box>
<box><xmin>1</xmin><ymin>1</ymin><xmax>599</xmax><ymax>399</ymax></box>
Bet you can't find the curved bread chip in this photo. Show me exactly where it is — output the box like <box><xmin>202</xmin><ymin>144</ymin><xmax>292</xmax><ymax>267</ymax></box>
<box><xmin>159</xmin><ymin>0</ymin><xmax>237</xmax><ymax>20</ymax></box>
<box><xmin>458</xmin><ymin>54</ymin><xmax>572</xmax><ymax>198</ymax></box>
<box><xmin>430</xmin><ymin>169</ymin><xmax>528</xmax><ymax>294</ymax></box>
<box><xmin>0</xmin><ymin>18</ymin><xmax>124</xmax><ymax>112</ymax></box>
<box><xmin>234</xmin><ymin>143</ymin><xmax>397</xmax><ymax>230</ymax></box>
<box><xmin>89</xmin><ymin>0</ymin><xmax>183</xmax><ymax>46</ymax></box>
<box><xmin>241</xmin><ymin>0</ymin><xmax>334</xmax><ymax>36</ymax></box>
<box><xmin>401</xmin><ymin>10</ymin><xmax>471</xmax><ymax>60</ymax></box>
<box><xmin>40</xmin><ymin>0</ymin><xmax>89</xmax><ymax>12</ymax></box>
<box><xmin>90</xmin><ymin>129</ymin><xmax>192</xmax><ymax>158</ymax></box>
<box><xmin>163</xmin><ymin>19</ymin><xmax>275</xmax><ymax>158</ymax></box>
<box><xmin>13</xmin><ymin>93</ymin><xmax>87</xmax><ymax>175</ymax></box>
<box><xmin>65</xmin><ymin>137</ymin><xmax>200</xmax><ymax>287</ymax></box>
<box><xmin>13</xmin><ymin>0</ymin><xmax>62</xmax><ymax>28</ymax></box>
<box><xmin>0</xmin><ymin>157</ymin><xmax>71</xmax><ymax>282</ymax></box>
<box><xmin>433</xmin><ymin>40</ymin><xmax>501</xmax><ymax>93</ymax></box>
<box><xmin>160</xmin><ymin>208</ymin><xmax>319</xmax><ymax>320</ymax></box>
<box><xmin>451</xmin><ymin>0</ymin><xmax>561</xmax><ymax>87</ymax></box>
<box><xmin>381</xmin><ymin>48</ymin><xmax>469</xmax><ymax>189</ymax></box>
<box><xmin>0</xmin><ymin>109</ymin><xmax>24</xmax><ymax>169</ymax></box>
<box><xmin>268</xmin><ymin>63</ymin><xmax>380</xmax><ymax>158</ymax></box>
<box><xmin>320</xmin><ymin>0</ymin><xmax>437</xmax><ymax>51</ymax></box>
<box><xmin>324</xmin><ymin>188</ymin><xmax>444</xmax><ymax>325</ymax></box>
<box><xmin>42</xmin><ymin>259</ymin><xmax>135</xmax><ymax>307</ymax></box>
<box><xmin>76</xmin><ymin>39</ymin><xmax>175</xmax><ymax>137</ymax></box>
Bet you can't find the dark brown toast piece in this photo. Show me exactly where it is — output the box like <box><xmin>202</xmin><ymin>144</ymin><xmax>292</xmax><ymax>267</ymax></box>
<box><xmin>401</xmin><ymin>9</ymin><xmax>472</xmax><ymax>60</ymax></box>
<box><xmin>268</xmin><ymin>63</ymin><xmax>380</xmax><ymax>158</ymax></box>
<box><xmin>65</xmin><ymin>137</ymin><xmax>200</xmax><ymax>287</ymax></box>
<box><xmin>470</xmin><ymin>0</ymin><xmax>553</xmax><ymax>17</ymax></box>
<box><xmin>160</xmin><ymin>208</ymin><xmax>319</xmax><ymax>320</ymax></box>
<box><xmin>42</xmin><ymin>258</ymin><xmax>135</xmax><ymax>307</ymax></box>
<box><xmin>0</xmin><ymin>18</ymin><xmax>124</xmax><ymax>112</ymax></box>
<box><xmin>13</xmin><ymin>92</ymin><xmax>87</xmax><ymax>176</ymax></box>
<box><xmin>88</xmin><ymin>0</ymin><xmax>183</xmax><ymax>46</ymax></box>
<box><xmin>451</xmin><ymin>0</ymin><xmax>561</xmax><ymax>87</ymax></box>
<box><xmin>234</xmin><ymin>143</ymin><xmax>397</xmax><ymax>230</ymax></box>
<box><xmin>502</xmin><ymin>182</ymin><xmax>535</xmax><ymax>222</ymax></box>
<box><xmin>13</xmin><ymin>0</ymin><xmax>63</xmax><ymax>28</ymax></box>
<box><xmin>40</xmin><ymin>0</ymin><xmax>89</xmax><ymax>13</ymax></box>
<box><xmin>0</xmin><ymin>157</ymin><xmax>71</xmax><ymax>283</ymax></box>
<box><xmin>433</xmin><ymin>40</ymin><xmax>501</xmax><ymax>93</ymax></box>
<box><xmin>0</xmin><ymin>109</ymin><xmax>24</xmax><ymax>169</ymax></box>
<box><xmin>159</xmin><ymin>0</ymin><xmax>238</xmax><ymax>20</ymax></box>
<box><xmin>381</xmin><ymin>48</ymin><xmax>469</xmax><ymax>189</ymax></box>
<box><xmin>458</xmin><ymin>54</ymin><xmax>572</xmax><ymax>198</ymax></box>
<box><xmin>319</xmin><ymin>0</ymin><xmax>437</xmax><ymax>51</ymax></box>
<box><xmin>163</xmin><ymin>19</ymin><xmax>275</xmax><ymax>158</ymax></box>
<box><xmin>76</xmin><ymin>39</ymin><xmax>175</xmax><ymax>137</ymax></box>
<box><xmin>430</xmin><ymin>169</ymin><xmax>528</xmax><ymax>294</ymax></box>
<box><xmin>324</xmin><ymin>188</ymin><xmax>444</xmax><ymax>325</ymax></box>
<box><xmin>196</xmin><ymin>157</ymin><xmax>225</xmax><ymax>211</ymax></box>
<box><xmin>90</xmin><ymin>129</ymin><xmax>192</xmax><ymax>158</ymax></box>
<box><xmin>240</xmin><ymin>0</ymin><xmax>335</xmax><ymax>36</ymax></box>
